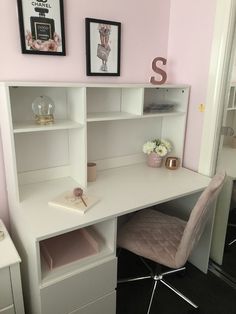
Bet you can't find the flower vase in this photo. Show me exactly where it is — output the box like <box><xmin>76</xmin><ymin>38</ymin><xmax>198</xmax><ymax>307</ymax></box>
<box><xmin>147</xmin><ymin>152</ymin><xmax>163</xmax><ymax>168</ymax></box>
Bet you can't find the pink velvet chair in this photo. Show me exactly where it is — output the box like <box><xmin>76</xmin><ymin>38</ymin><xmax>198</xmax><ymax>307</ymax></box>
<box><xmin>117</xmin><ymin>172</ymin><xmax>226</xmax><ymax>314</ymax></box>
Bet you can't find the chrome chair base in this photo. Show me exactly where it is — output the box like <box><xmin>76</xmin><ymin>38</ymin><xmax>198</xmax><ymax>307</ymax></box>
<box><xmin>227</xmin><ymin>223</ymin><xmax>236</xmax><ymax>246</ymax></box>
<box><xmin>118</xmin><ymin>257</ymin><xmax>198</xmax><ymax>314</ymax></box>
<box><xmin>228</xmin><ymin>238</ymin><xmax>236</xmax><ymax>246</ymax></box>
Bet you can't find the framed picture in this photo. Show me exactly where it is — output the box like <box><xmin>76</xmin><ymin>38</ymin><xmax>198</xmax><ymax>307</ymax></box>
<box><xmin>16</xmin><ymin>0</ymin><xmax>66</xmax><ymax>56</ymax></box>
<box><xmin>85</xmin><ymin>18</ymin><xmax>121</xmax><ymax>76</ymax></box>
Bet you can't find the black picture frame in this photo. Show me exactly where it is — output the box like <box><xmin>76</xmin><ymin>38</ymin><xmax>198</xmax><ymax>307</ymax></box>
<box><xmin>17</xmin><ymin>0</ymin><xmax>66</xmax><ymax>56</ymax></box>
<box><xmin>85</xmin><ymin>18</ymin><xmax>121</xmax><ymax>76</ymax></box>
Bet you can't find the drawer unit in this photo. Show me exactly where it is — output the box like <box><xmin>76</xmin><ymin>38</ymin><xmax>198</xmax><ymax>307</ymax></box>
<box><xmin>41</xmin><ymin>257</ymin><xmax>117</xmax><ymax>314</ymax></box>
<box><xmin>0</xmin><ymin>268</ymin><xmax>13</xmax><ymax>309</ymax></box>
<box><xmin>0</xmin><ymin>220</ymin><xmax>25</xmax><ymax>314</ymax></box>
<box><xmin>68</xmin><ymin>291</ymin><xmax>116</xmax><ymax>314</ymax></box>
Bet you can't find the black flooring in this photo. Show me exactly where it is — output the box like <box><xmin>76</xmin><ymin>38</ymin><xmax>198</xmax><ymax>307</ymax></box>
<box><xmin>221</xmin><ymin>208</ymin><xmax>236</xmax><ymax>280</ymax></box>
<box><xmin>222</xmin><ymin>228</ymin><xmax>236</xmax><ymax>280</ymax></box>
<box><xmin>116</xmin><ymin>250</ymin><xmax>236</xmax><ymax>314</ymax></box>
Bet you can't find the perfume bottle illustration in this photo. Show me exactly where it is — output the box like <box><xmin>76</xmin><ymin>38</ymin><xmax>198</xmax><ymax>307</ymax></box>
<box><xmin>30</xmin><ymin>8</ymin><xmax>55</xmax><ymax>41</ymax></box>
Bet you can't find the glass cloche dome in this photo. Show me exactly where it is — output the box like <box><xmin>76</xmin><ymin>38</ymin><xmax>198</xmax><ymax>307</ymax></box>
<box><xmin>32</xmin><ymin>95</ymin><xmax>55</xmax><ymax>125</ymax></box>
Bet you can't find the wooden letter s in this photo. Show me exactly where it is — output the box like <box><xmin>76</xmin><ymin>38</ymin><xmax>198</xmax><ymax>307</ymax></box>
<box><xmin>150</xmin><ymin>57</ymin><xmax>167</xmax><ymax>85</ymax></box>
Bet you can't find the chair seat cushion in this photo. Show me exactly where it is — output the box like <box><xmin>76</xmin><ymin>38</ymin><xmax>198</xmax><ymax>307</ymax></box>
<box><xmin>117</xmin><ymin>209</ymin><xmax>187</xmax><ymax>268</ymax></box>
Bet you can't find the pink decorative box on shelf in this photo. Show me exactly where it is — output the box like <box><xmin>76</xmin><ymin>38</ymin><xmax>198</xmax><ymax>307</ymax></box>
<box><xmin>40</xmin><ymin>227</ymin><xmax>103</xmax><ymax>270</ymax></box>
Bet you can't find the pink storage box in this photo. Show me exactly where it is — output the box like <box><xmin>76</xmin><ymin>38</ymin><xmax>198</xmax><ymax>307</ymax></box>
<box><xmin>40</xmin><ymin>227</ymin><xmax>102</xmax><ymax>270</ymax></box>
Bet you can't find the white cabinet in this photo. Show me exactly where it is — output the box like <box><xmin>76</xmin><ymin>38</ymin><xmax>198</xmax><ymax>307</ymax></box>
<box><xmin>0</xmin><ymin>220</ymin><xmax>25</xmax><ymax>314</ymax></box>
<box><xmin>0</xmin><ymin>82</ymin><xmax>189</xmax><ymax>314</ymax></box>
<box><xmin>40</xmin><ymin>258</ymin><xmax>117</xmax><ymax>314</ymax></box>
<box><xmin>0</xmin><ymin>268</ymin><xmax>13</xmax><ymax>311</ymax></box>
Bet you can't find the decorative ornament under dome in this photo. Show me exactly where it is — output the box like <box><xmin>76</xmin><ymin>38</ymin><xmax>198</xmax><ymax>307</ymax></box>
<box><xmin>32</xmin><ymin>95</ymin><xmax>55</xmax><ymax>125</ymax></box>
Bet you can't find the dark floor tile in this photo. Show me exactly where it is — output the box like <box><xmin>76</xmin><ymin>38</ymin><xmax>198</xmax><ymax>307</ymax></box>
<box><xmin>116</xmin><ymin>250</ymin><xmax>236</xmax><ymax>314</ymax></box>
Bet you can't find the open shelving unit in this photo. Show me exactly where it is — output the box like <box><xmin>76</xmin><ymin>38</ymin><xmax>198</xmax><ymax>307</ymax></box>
<box><xmin>86</xmin><ymin>85</ymin><xmax>188</xmax><ymax>122</ymax></box>
<box><xmin>86</xmin><ymin>86</ymin><xmax>143</xmax><ymax>122</ymax></box>
<box><xmin>0</xmin><ymin>82</ymin><xmax>190</xmax><ymax>314</ymax></box>
<box><xmin>2</xmin><ymin>85</ymin><xmax>87</xmax><ymax>202</ymax></box>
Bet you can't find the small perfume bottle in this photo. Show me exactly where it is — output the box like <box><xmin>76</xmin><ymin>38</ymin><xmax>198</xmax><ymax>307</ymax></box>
<box><xmin>30</xmin><ymin>8</ymin><xmax>55</xmax><ymax>41</ymax></box>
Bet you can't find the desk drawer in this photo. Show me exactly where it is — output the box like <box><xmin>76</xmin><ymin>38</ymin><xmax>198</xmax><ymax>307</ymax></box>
<box><xmin>0</xmin><ymin>268</ymin><xmax>13</xmax><ymax>309</ymax></box>
<box><xmin>68</xmin><ymin>291</ymin><xmax>116</xmax><ymax>314</ymax></box>
<box><xmin>41</xmin><ymin>257</ymin><xmax>117</xmax><ymax>314</ymax></box>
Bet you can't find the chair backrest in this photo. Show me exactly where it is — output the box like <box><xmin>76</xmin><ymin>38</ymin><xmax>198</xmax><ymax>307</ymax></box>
<box><xmin>175</xmin><ymin>171</ymin><xmax>226</xmax><ymax>268</ymax></box>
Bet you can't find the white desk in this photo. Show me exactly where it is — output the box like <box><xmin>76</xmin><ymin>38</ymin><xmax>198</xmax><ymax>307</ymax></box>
<box><xmin>12</xmin><ymin>163</ymin><xmax>212</xmax><ymax>314</ymax></box>
<box><xmin>18</xmin><ymin>163</ymin><xmax>210</xmax><ymax>240</ymax></box>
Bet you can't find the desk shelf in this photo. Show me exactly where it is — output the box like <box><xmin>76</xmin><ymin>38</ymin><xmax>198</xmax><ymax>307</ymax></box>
<box><xmin>142</xmin><ymin>111</ymin><xmax>185</xmax><ymax>118</ymax></box>
<box><xmin>39</xmin><ymin>220</ymin><xmax>116</xmax><ymax>284</ymax></box>
<box><xmin>40</xmin><ymin>227</ymin><xmax>101</xmax><ymax>271</ymax></box>
<box><xmin>87</xmin><ymin>110</ymin><xmax>185</xmax><ymax>122</ymax></box>
<box><xmin>87</xmin><ymin>111</ymin><xmax>140</xmax><ymax>122</ymax></box>
<box><xmin>13</xmin><ymin>119</ymin><xmax>84</xmax><ymax>133</ymax></box>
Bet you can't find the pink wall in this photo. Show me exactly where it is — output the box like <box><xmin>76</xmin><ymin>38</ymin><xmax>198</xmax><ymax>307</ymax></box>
<box><xmin>0</xmin><ymin>0</ymin><xmax>218</xmax><ymax>227</ymax></box>
<box><xmin>0</xmin><ymin>0</ymin><xmax>170</xmax><ymax>227</ymax></box>
<box><xmin>0</xmin><ymin>0</ymin><xmax>170</xmax><ymax>82</ymax></box>
<box><xmin>167</xmin><ymin>0</ymin><xmax>217</xmax><ymax>170</ymax></box>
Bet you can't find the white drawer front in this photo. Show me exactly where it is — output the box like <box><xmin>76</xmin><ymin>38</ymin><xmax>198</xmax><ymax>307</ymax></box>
<box><xmin>0</xmin><ymin>305</ymin><xmax>15</xmax><ymax>314</ymax></box>
<box><xmin>68</xmin><ymin>291</ymin><xmax>116</xmax><ymax>314</ymax></box>
<box><xmin>0</xmin><ymin>268</ymin><xmax>13</xmax><ymax>309</ymax></box>
<box><xmin>41</xmin><ymin>258</ymin><xmax>117</xmax><ymax>314</ymax></box>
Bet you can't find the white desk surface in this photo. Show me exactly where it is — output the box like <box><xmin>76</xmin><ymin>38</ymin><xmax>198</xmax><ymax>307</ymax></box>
<box><xmin>18</xmin><ymin>163</ymin><xmax>211</xmax><ymax>241</ymax></box>
<box><xmin>217</xmin><ymin>146</ymin><xmax>236</xmax><ymax>179</ymax></box>
<box><xmin>0</xmin><ymin>220</ymin><xmax>21</xmax><ymax>269</ymax></box>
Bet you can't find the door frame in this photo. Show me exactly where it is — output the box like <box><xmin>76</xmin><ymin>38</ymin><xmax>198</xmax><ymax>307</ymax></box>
<box><xmin>198</xmin><ymin>0</ymin><xmax>236</xmax><ymax>265</ymax></box>
<box><xmin>198</xmin><ymin>0</ymin><xmax>236</xmax><ymax>176</ymax></box>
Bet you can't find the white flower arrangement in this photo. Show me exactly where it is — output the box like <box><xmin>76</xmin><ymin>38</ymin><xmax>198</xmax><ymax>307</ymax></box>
<box><xmin>142</xmin><ymin>139</ymin><xmax>172</xmax><ymax>157</ymax></box>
